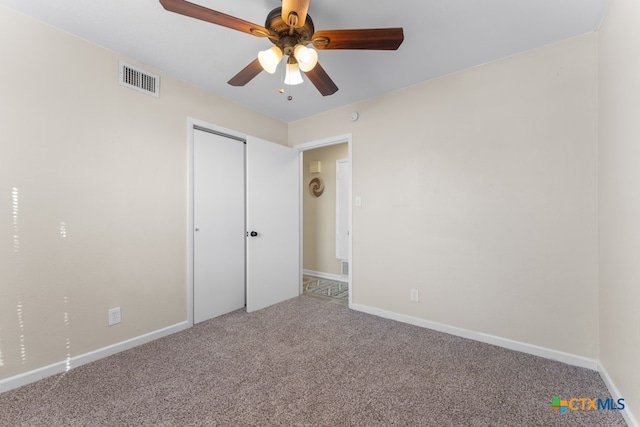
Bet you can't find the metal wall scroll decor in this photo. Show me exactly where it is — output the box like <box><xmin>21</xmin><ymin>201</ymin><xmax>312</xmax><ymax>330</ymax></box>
<box><xmin>309</xmin><ymin>177</ymin><xmax>324</xmax><ymax>197</ymax></box>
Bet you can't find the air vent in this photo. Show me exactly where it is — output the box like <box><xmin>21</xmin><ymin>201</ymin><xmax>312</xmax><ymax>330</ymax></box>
<box><xmin>119</xmin><ymin>61</ymin><xmax>159</xmax><ymax>97</ymax></box>
<box><xmin>341</xmin><ymin>260</ymin><xmax>349</xmax><ymax>277</ymax></box>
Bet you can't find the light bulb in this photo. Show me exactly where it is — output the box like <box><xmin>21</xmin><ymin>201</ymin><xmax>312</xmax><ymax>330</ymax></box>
<box><xmin>258</xmin><ymin>46</ymin><xmax>283</xmax><ymax>74</ymax></box>
<box><xmin>293</xmin><ymin>44</ymin><xmax>318</xmax><ymax>72</ymax></box>
<box><xmin>284</xmin><ymin>59</ymin><xmax>303</xmax><ymax>85</ymax></box>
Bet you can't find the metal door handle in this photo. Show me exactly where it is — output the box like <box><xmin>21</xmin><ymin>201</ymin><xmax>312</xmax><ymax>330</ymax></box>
<box><xmin>250</xmin><ymin>231</ymin><xmax>258</xmax><ymax>237</ymax></box>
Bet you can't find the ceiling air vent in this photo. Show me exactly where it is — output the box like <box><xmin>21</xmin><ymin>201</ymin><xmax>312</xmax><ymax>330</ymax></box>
<box><xmin>119</xmin><ymin>61</ymin><xmax>159</xmax><ymax>97</ymax></box>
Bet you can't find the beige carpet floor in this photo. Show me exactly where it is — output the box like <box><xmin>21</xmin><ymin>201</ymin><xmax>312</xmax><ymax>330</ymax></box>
<box><xmin>0</xmin><ymin>296</ymin><xmax>626</xmax><ymax>426</ymax></box>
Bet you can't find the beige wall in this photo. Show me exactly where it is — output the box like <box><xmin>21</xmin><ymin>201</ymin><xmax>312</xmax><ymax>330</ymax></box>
<box><xmin>4</xmin><ymin>3</ymin><xmax>637</xmax><ymax>414</ymax></box>
<box><xmin>290</xmin><ymin>34</ymin><xmax>599</xmax><ymax>358</ymax></box>
<box><xmin>303</xmin><ymin>144</ymin><xmax>348</xmax><ymax>275</ymax></box>
<box><xmin>598</xmin><ymin>0</ymin><xmax>640</xmax><ymax>416</ymax></box>
<box><xmin>0</xmin><ymin>5</ymin><xmax>287</xmax><ymax>380</ymax></box>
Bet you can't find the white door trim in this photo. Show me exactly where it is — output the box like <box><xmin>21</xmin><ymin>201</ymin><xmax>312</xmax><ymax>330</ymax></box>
<box><xmin>186</xmin><ymin>117</ymin><xmax>249</xmax><ymax>326</ymax></box>
<box><xmin>294</xmin><ymin>133</ymin><xmax>353</xmax><ymax>308</ymax></box>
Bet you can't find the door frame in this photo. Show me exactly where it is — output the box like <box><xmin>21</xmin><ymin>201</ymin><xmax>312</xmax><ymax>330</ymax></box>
<box><xmin>294</xmin><ymin>133</ymin><xmax>353</xmax><ymax>308</ymax></box>
<box><xmin>186</xmin><ymin>117</ymin><xmax>250</xmax><ymax>326</ymax></box>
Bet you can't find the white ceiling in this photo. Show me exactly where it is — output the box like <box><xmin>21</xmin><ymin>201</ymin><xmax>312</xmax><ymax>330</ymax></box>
<box><xmin>0</xmin><ymin>0</ymin><xmax>609</xmax><ymax>122</ymax></box>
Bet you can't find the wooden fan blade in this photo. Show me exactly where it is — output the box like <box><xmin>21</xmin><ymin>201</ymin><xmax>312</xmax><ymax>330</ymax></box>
<box><xmin>159</xmin><ymin>0</ymin><xmax>270</xmax><ymax>37</ymax></box>
<box><xmin>312</xmin><ymin>28</ymin><xmax>404</xmax><ymax>50</ymax></box>
<box><xmin>282</xmin><ymin>0</ymin><xmax>310</xmax><ymax>28</ymax></box>
<box><xmin>303</xmin><ymin>62</ymin><xmax>338</xmax><ymax>96</ymax></box>
<box><xmin>228</xmin><ymin>58</ymin><xmax>263</xmax><ymax>86</ymax></box>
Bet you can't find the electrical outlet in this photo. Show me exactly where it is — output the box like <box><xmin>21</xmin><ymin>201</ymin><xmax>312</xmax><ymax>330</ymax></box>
<box><xmin>108</xmin><ymin>307</ymin><xmax>121</xmax><ymax>326</ymax></box>
<box><xmin>410</xmin><ymin>289</ymin><xmax>420</xmax><ymax>302</ymax></box>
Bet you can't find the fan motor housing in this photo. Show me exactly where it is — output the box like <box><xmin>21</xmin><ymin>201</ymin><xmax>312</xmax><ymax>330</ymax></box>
<box><xmin>265</xmin><ymin>7</ymin><xmax>315</xmax><ymax>52</ymax></box>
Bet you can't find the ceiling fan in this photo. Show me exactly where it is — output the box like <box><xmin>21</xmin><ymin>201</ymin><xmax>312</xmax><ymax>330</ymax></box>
<box><xmin>159</xmin><ymin>0</ymin><xmax>404</xmax><ymax>96</ymax></box>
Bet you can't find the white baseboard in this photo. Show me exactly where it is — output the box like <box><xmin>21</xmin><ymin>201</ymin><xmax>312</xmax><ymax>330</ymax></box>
<box><xmin>0</xmin><ymin>321</ymin><xmax>190</xmax><ymax>393</ymax></box>
<box><xmin>350</xmin><ymin>303</ymin><xmax>598</xmax><ymax>370</ymax></box>
<box><xmin>303</xmin><ymin>269</ymin><xmax>346</xmax><ymax>282</ymax></box>
<box><xmin>598</xmin><ymin>362</ymin><xmax>638</xmax><ymax>427</ymax></box>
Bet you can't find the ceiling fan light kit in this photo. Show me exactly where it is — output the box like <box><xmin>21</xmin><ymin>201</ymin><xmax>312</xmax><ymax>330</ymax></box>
<box><xmin>159</xmin><ymin>0</ymin><xmax>404</xmax><ymax>96</ymax></box>
<box><xmin>284</xmin><ymin>57</ymin><xmax>304</xmax><ymax>85</ymax></box>
<box><xmin>293</xmin><ymin>44</ymin><xmax>318</xmax><ymax>72</ymax></box>
<box><xmin>258</xmin><ymin>46</ymin><xmax>283</xmax><ymax>74</ymax></box>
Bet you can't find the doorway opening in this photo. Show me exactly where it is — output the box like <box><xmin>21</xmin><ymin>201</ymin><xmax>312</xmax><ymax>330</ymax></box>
<box><xmin>295</xmin><ymin>134</ymin><xmax>352</xmax><ymax>307</ymax></box>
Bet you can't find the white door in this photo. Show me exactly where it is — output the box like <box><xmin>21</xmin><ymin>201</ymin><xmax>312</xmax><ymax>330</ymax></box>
<box><xmin>246</xmin><ymin>136</ymin><xmax>300</xmax><ymax>312</ymax></box>
<box><xmin>193</xmin><ymin>129</ymin><xmax>246</xmax><ymax>323</ymax></box>
<box><xmin>336</xmin><ymin>159</ymin><xmax>350</xmax><ymax>260</ymax></box>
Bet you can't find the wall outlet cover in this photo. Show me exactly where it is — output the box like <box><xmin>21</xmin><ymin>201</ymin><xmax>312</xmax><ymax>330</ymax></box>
<box><xmin>108</xmin><ymin>307</ymin><xmax>121</xmax><ymax>326</ymax></box>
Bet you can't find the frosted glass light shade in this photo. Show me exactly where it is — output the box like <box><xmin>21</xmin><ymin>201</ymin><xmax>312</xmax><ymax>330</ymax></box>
<box><xmin>293</xmin><ymin>44</ymin><xmax>318</xmax><ymax>72</ymax></box>
<box><xmin>258</xmin><ymin>46</ymin><xmax>283</xmax><ymax>74</ymax></box>
<box><xmin>284</xmin><ymin>61</ymin><xmax>303</xmax><ymax>85</ymax></box>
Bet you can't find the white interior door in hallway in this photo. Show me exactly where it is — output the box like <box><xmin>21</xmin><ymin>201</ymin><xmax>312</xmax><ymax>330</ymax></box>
<box><xmin>336</xmin><ymin>158</ymin><xmax>350</xmax><ymax>262</ymax></box>
<box><xmin>192</xmin><ymin>127</ymin><xmax>300</xmax><ymax>324</ymax></box>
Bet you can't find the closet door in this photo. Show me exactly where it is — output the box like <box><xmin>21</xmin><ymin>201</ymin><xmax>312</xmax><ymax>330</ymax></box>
<box><xmin>193</xmin><ymin>129</ymin><xmax>245</xmax><ymax>323</ymax></box>
<box><xmin>245</xmin><ymin>136</ymin><xmax>300</xmax><ymax>312</ymax></box>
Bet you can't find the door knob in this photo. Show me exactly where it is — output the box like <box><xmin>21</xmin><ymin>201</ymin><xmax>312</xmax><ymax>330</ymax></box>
<box><xmin>195</xmin><ymin>228</ymin><xmax>200</xmax><ymax>231</ymax></box>
<box><xmin>250</xmin><ymin>231</ymin><xmax>258</xmax><ymax>237</ymax></box>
